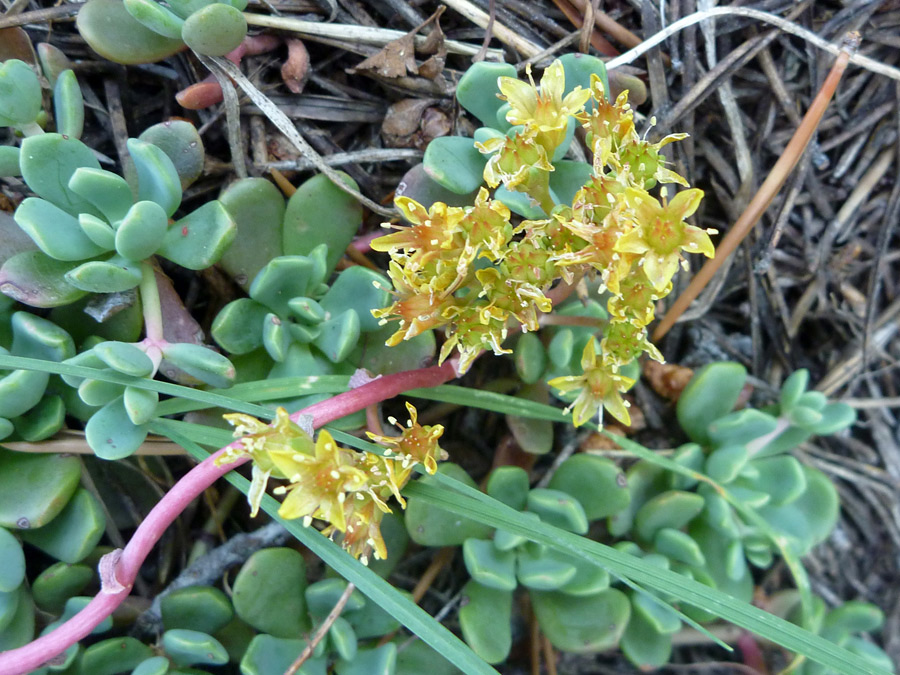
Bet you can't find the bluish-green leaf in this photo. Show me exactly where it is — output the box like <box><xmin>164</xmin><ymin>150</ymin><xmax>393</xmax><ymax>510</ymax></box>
<box><xmin>20</xmin><ymin>488</ymin><xmax>105</xmax><ymax>563</ymax></box>
<box><xmin>19</xmin><ymin>134</ymin><xmax>101</xmax><ymax>215</ymax></box>
<box><xmin>66</xmin><ymin>255</ymin><xmax>143</xmax><ymax>293</ymax></box>
<box><xmin>0</xmin><ymin>60</ymin><xmax>42</xmax><ymax>127</ymax></box>
<box><xmin>68</xmin><ymin>167</ymin><xmax>134</xmax><ymax>223</ymax></box>
<box><xmin>84</xmin><ymin>396</ymin><xmax>150</xmax><ymax>459</ymax></box>
<box><xmin>14</xmin><ymin>198</ymin><xmax>107</xmax><ymax>262</ymax></box>
<box><xmin>158</xmin><ymin>201</ymin><xmax>237</xmax><ymax>269</ymax></box>
<box><xmin>116</xmin><ymin>200</ymin><xmax>168</xmax><ymax>260</ymax></box>
<box><xmin>423</xmin><ymin>136</ymin><xmax>486</xmax><ymax>195</ymax></box>
<box><xmin>53</xmin><ymin>70</ymin><xmax>84</xmax><ymax>139</ymax></box>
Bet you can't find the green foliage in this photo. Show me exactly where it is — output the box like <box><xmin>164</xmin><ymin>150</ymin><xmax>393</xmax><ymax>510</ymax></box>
<box><xmin>0</xmin><ymin>449</ymin><xmax>107</xmax><ymax>652</ymax></box>
<box><xmin>76</xmin><ymin>0</ymin><xmax>248</xmax><ymax>64</ymax></box>
<box><xmin>403</xmin><ymin>363</ymin><xmax>888</xmax><ymax>670</ymax></box>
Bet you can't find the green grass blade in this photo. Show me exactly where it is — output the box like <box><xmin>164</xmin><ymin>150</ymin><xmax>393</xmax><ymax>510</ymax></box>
<box><xmin>407</xmin><ymin>384</ymin><xmax>571</xmax><ymax>421</ymax></box>
<box><xmin>411</xmin><ymin>385</ymin><xmax>818</xmax><ymax>622</ymax></box>
<box><xmin>153</xmin><ymin>375</ymin><xmax>350</xmax><ymax>416</ymax></box>
<box><xmin>402</xmin><ymin>479</ymin><xmax>887</xmax><ymax>675</ymax></box>
<box><xmin>0</xmin><ymin>353</ymin><xmax>274</xmax><ymax>416</ymax></box>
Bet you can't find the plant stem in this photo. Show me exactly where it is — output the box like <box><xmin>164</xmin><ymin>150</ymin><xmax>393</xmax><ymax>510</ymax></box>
<box><xmin>0</xmin><ymin>362</ymin><xmax>457</xmax><ymax>675</ymax></box>
<box><xmin>652</xmin><ymin>33</ymin><xmax>857</xmax><ymax>341</ymax></box>
<box><xmin>140</xmin><ymin>262</ymin><xmax>165</xmax><ymax>344</ymax></box>
<box><xmin>284</xmin><ymin>581</ymin><xmax>357</xmax><ymax>675</ymax></box>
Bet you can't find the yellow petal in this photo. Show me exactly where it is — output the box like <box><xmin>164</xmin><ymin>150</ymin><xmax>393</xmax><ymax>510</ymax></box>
<box><xmin>394</xmin><ymin>196</ymin><xmax>428</xmax><ymax>224</ymax></box>
<box><xmin>682</xmin><ymin>225</ymin><xmax>715</xmax><ymax>258</ymax></box>
<box><xmin>539</xmin><ymin>60</ymin><xmax>565</xmax><ymax>103</ymax></box>
<box><xmin>668</xmin><ymin>188</ymin><xmax>704</xmax><ymax>219</ymax></box>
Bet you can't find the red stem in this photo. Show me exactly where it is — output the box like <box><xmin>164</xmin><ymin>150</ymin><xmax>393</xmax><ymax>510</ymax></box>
<box><xmin>0</xmin><ymin>362</ymin><xmax>456</xmax><ymax>675</ymax></box>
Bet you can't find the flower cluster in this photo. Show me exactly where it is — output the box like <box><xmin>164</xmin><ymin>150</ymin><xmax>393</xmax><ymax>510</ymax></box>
<box><xmin>373</xmin><ymin>59</ymin><xmax>716</xmax><ymax>427</ymax></box>
<box><xmin>218</xmin><ymin>403</ymin><xmax>446</xmax><ymax>562</ymax></box>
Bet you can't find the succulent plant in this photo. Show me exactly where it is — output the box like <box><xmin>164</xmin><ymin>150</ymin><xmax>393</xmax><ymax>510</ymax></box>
<box><xmin>76</xmin><ymin>0</ymin><xmax>248</xmax><ymax>65</ymax></box>
<box><xmin>402</xmin><ymin>362</ymin><xmax>890</xmax><ymax>670</ymax></box>
<box><xmin>0</xmin><ymin>450</ymin><xmax>106</xmax><ymax>653</ymax></box>
<box><xmin>405</xmin><ymin>455</ymin><xmax>628</xmax><ymax>663</ymax></box>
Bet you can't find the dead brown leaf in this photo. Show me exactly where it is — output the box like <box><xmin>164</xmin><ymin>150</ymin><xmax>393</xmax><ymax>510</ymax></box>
<box><xmin>347</xmin><ymin>7</ymin><xmax>447</xmax><ymax>81</ymax></box>
<box><xmin>381</xmin><ymin>98</ymin><xmax>450</xmax><ymax>149</ymax></box>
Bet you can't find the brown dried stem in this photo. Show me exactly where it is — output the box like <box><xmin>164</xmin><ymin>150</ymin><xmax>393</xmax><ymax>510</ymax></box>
<box><xmin>652</xmin><ymin>33</ymin><xmax>859</xmax><ymax>341</ymax></box>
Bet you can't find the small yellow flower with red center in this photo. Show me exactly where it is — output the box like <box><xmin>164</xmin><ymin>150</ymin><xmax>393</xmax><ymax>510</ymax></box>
<box><xmin>458</xmin><ymin>188</ymin><xmax>513</xmax><ymax>265</ymax></box>
<box><xmin>275</xmin><ymin>429</ymin><xmax>369</xmax><ymax>531</ymax></box>
<box><xmin>616</xmin><ymin>187</ymin><xmax>714</xmax><ymax>291</ymax></box>
<box><xmin>578</xmin><ymin>74</ymin><xmax>635</xmax><ymax>167</ymax></box>
<box><xmin>548</xmin><ymin>340</ymin><xmax>635</xmax><ymax>427</ymax></box>
<box><xmin>371</xmin><ymin>197</ymin><xmax>465</xmax><ymax>265</ymax></box>
<box><xmin>373</xmin><ymin>260</ymin><xmax>459</xmax><ymax>345</ymax></box>
<box><xmin>367</xmin><ymin>402</ymin><xmax>447</xmax><ymax>476</ymax></box>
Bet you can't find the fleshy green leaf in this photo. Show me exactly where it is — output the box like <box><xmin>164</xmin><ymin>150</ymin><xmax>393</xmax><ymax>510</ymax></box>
<box><xmin>157</xmin><ymin>201</ymin><xmax>236</xmax><ymax>269</ymax></box>
<box><xmin>127</xmin><ymin>137</ymin><xmax>182</xmax><ymax>216</ymax></box>
<box><xmin>0</xmin><ymin>528</ymin><xmax>25</xmax><ymax>593</ymax></box>
<box><xmin>423</xmin><ymin>136</ymin><xmax>486</xmax><ymax>195</ymax></box>
<box><xmin>462</xmin><ymin>538</ymin><xmax>517</xmax><ymax>591</ymax></box>
<box><xmin>0</xmin><ymin>60</ymin><xmax>42</xmax><ymax>127</ymax></box>
<box><xmin>14</xmin><ymin>198</ymin><xmax>107</xmax><ymax>261</ymax></box>
<box><xmin>211</xmin><ymin>299</ymin><xmax>268</xmax><ymax>355</ymax></box>
<box><xmin>232</xmin><ymin>547</ymin><xmax>310</xmax><ymax>637</ymax></box>
<box><xmin>76</xmin><ymin>0</ymin><xmax>185</xmax><ymax>65</ymax></box>
<box><xmin>20</xmin><ymin>488</ymin><xmax>105</xmax><ymax>563</ymax></box>
<box><xmin>160</xmin><ymin>343</ymin><xmax>235</xmax><ymax>389</ymax></box>
<box><xmin>53</xmin><ymin>69</ymin><xmax>84</xmax><ymax>139</ymax></box>
<box><xmin>676</xmin><ymin>362</ymin><xmax>747</xmax><ymax>444</ymax></box>
<box><xmin>66</xmin><ymin>255</ymin><xmax>143</xmax><ymax>293</ymax></box>
<box><xmin>123</xmin><ymin>0</ymin><xmax>185</xmax><ymax>38</ymax></box>
<box><xmin>283</xmin><ymin>172</ymin><xmax>362</xmax><ymax>275</ymax></box>
<box><xmin>455</xmin><ymin>61</ymin><xmax>516</xmax><ymax>127</ymax></box>
<box><xmin>161</xmin><ymin>629</ymin><xmax>229</xmax><ymax>667</ymax></box>
<box><xmin>19</xmin><ymin>134</ymin><xmax>101</xmax><ymax>215</ymax></box>
<box><xmin>218</xmin><ymin>177</ymin><xmax>284</xmax><ymax>290</ymax></box>
<box><xmin>181</xmin><ymin>3</ymin><xmax>247</xmax><ymax>56</ymax></box>
<box><xmin>68</xmin><ymin>167</ymin><xmax>134</xmax><ymax>223</ymax></box>
<box><xmin>0</xmin><ymin>450</ymin><xmax>81</xmax><ymax>529</ymax></box>
<box><xmin>458</xmin><ymin>581</ymin><xmax>512</xmax><ymax>664</ymax></box>
<box><xmin>0</xmin><ymin>251</ymin><xmax>87</xmax><ymax>308</ymax></box>
<box><xmin>115</xmin><ymin>200</ymin><xmax>168</xmax><ymax>260</ymax></box>
<box><xmin>84</xmin><ymin>396</ymin><xmax>150</xmax><ymax>459</ymax></box>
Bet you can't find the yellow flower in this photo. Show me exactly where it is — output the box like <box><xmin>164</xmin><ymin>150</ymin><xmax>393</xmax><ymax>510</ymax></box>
<box><xmin>276</xmin><ymin>429</ymin><xmax>369</xmax><ymax>531</ymax></box>
<box><xmin>328</xmin><ymin>492</ymin><xmax>389</xmax><ymax>562</ymax></box>
<box><xmin>614</xmin><ymin>132</ymin><xmax>689</xmax><ymax>189</ymax></box>
<box><xmin>367</xmin><ymin>402</ymin><xmax>447</xmax><ymax>482</ymax></box>
<box><xmin>458</xmin><ymin>188</ymin><xmax>513</xmax><ymax>264</ymax></box>
<box><xmin>373</xmin><ymin>260</ymin><xmax>458</xmax><ymax>345</ymax></box>
<box><xmin>579</xmin><ymin>74</ymin><xmax>635</xmax><ymax>167</ymax></box>
<box><xmin>371</xmin><ymin>197</ymin><xmax>465</xmax><ymax>264</ymax></box>
<box><xmin>548</xmin><ymin>341</ymin><xmax>635</xmax><ymax>427</ymax></box>
<box><xmin>476</xmin><ymin>130</ymin><xmax>554</xmax><ymax>191</ymax></box>
<box><xmin>615</xmin><ymin>187</ymin><xmax>713</xmax><ymax>291</ymax></box>
<box><xmin>219</xmin><ymin>407</ymin><xmax>315</xmax><ymax>516</ymax></box>
<box><xmin>601</xmin><ymin>320</ymin><xmax>663</xmax><ymax>367</ymax></box>
<box><xmin>606</xmin><ymin>270</ymin><xmax>669</xmax><ymax>327</ymax></box>
<box><xmin>499</xmin><ymin>60</ymin><xmax>591</xmax><ymax>152</ymax></box>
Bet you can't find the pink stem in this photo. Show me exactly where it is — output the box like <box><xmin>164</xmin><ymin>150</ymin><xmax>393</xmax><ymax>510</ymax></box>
<box><xmin>350</xmin><ymin>230</ymin><xmax>385</xmax><ymax>253</ymax></box>
<box><xmin>0</xmin><ymin>362</ymin><xmax>456</xmax><ymax>675</ymax></box>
